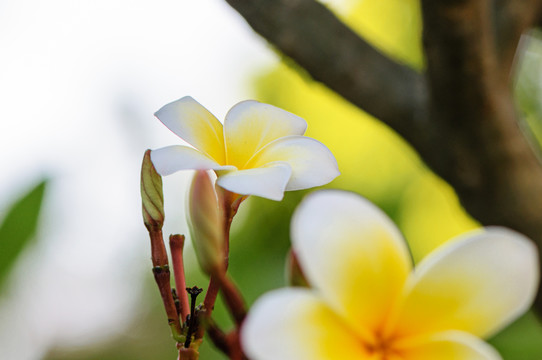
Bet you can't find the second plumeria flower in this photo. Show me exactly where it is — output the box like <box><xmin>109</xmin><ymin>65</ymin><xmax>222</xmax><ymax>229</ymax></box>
<box><xmin>242</xmin><ymin>191</ymin><xmax>539</xmax><ymax>360</ymax></box>
<box><xmin>151</xmin><ymin>96</ymin><xmax>339</xmax><ymax>201</ymax></box>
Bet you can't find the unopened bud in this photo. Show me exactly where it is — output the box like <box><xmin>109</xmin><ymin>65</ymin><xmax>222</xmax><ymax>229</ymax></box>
<box><xmin>285</xmin><ymin>249</ymin><xmax>309</xmax><ymax>287</ymax></box>
<box><xmin>188</xmin><ymin>170</ymin><xmax>224</xmax><ymax>276</ymax></box>
<box><xmin>141</xmin><ymin>149</ymin><xmax>165</xmax><ymax>231</ymax></box>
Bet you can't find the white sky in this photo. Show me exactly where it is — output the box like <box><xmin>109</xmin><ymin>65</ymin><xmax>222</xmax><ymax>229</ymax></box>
<box><xmin>0</xmin><ymin>1</ymin><xmax>281</xmax><ymax>358</ymax></box>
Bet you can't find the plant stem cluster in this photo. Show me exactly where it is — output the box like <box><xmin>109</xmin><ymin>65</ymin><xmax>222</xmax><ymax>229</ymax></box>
<box><xmin>141</xmin><ymin>151</ymin><xmax>249</xmax><ymax>359</ymax></box>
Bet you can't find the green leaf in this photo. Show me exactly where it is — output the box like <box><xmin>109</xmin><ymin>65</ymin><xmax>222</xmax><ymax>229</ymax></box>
<box><xmin>489</xmin><ymin>311</ymin><xmax>542</xmax><ymax>360</ymax></box>
<box><xmin>0</xmin><ymin>180</ymin><xmax>48</xmax><ymax>288</ymax></box>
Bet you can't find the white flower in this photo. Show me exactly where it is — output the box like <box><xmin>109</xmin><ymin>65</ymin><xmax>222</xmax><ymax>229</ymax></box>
<box><xmin>150</xmin><ymin>96</ymin><xmax>339</xmax><ymax>201</ymax></box>
<box><xmin>241</xmin><ymin>190</ymin><xmax>539</xmax><ymax>360</ymax></box>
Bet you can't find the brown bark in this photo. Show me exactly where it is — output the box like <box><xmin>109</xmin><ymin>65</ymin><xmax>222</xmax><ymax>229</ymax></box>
<box><xmin>421</xmin><ymin>0</ymin><xmax>542</xmax><ymax>312</ymax></box>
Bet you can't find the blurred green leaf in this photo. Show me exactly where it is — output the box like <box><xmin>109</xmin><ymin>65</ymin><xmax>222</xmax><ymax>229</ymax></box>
<box><xmin>489</xmin><ymin>311</ymin><xmax>542</xmax><ymax>360</ymax></box>
<box><xmin>0</xmin><ymin>180</ymin><xmax>47</xmax><ymax>287</ymax></box>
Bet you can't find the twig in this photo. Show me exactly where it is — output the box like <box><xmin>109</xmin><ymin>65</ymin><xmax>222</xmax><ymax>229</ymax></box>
<box><xmin>170</xmin><ymin>234</ymin><xmax>190</xmax><ymax>322</ymax></box>
<box><xmin>217</xmin><ymin>272</ymin><xmax>246</xmax><ymax>326</ymax></box>
<box><xmin>149</xmin><ymin>229</ymin><xmax>183</xmax><ymax>340</ymax></box>
<box><xmin>205</xmin><ymin>318</ymin><xmax>230</xmax><ymax>355</ymax></box>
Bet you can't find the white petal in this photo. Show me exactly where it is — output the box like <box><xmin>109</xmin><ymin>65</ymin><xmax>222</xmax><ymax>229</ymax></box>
<box><xmin>291</xmin><ymin>190</ymin><xmax>412</xmax><ymax>339</ymax></box>
<box><xmin>154</xmin><ymin>96</ymin><xmax>225</xmax><ymax>163</ymax></box>
<box><xmin>223</xmin><ymin>100</ymin><xmax>307</xmax><ymax>168</ymax></box>
<box><xmin>216</xmin><ymin>162</ymin><xmax>291</xmax><ymax>201</ymax></box>
<box><xmin>391</xmin><ymin>227</ymin><xmax>539</xmax><ymax>339</ymax></box>
<box><xmin>241</xmin><ymin>288</ymin><xmax>370</xmax><ymax>360</ymax></box>
<box><xmin>245</xmin><ymin>135</ymin><xmax>339</xmax><ymax>191</ymax></box>
<box><xmin>399</xmin><ymin>331</ymin><xmax>502</xmax><ymax>360</ymax></box>
<box><xmin>151</xmin><ymin>145</ymin><xmax>234</xmax><ymax>176</ymax></box>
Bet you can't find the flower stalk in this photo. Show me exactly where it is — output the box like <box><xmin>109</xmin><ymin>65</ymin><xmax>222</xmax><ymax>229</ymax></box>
<box><xmin>216</xmin><ymin>273</ymin><xmax>246</xmax><ymax>326</ymax></box>
<box><xmin>152</xmin><ymin>265</ymin><xmax>183</xmax><ymax>342</ymax></box>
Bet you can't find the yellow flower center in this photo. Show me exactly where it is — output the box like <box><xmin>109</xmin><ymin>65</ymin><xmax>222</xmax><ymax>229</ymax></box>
<box><xmin>365</xmin><ymin>332</ymin><xmax>402</xmax><ymax>359</ymax></box>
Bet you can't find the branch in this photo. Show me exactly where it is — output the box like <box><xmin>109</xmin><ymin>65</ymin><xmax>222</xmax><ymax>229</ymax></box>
<box><xmin>223</xmin><ymin>0</ymin><xmax>430</xmax><ymax>150</ymax></box>
<box><xmin>421</xmin><ymin>0</ymin><xmax>542</xmax><ymax>311</ymax></box>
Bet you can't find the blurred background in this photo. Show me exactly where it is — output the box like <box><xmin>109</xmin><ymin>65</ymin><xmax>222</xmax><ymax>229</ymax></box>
<box><xmin>1</xmin><ymin>0</ymin><xmax>542</xmax><ymax>359</ymax></box>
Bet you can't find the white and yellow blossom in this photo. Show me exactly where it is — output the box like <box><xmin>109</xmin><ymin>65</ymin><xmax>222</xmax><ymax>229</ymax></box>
<box><xmin>150</xmin><ymin>97</ymin><xmax>339</xmax><ymax>201</ymax></box>
<box><xmin>241</xmin><ymin>190</ymin><xmax>539</xmax><ymax>360</ymax></box>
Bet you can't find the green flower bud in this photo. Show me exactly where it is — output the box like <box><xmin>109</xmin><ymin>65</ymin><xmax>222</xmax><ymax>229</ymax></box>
<box><xmin>141</xmin><ymin>149</ymin><xmax>164</xmax><ymax>231</ymax></box>
<box><xmin>188</xmin><ymin>170</ymin><xmax>225</xmax><ymax>276</ymax></box>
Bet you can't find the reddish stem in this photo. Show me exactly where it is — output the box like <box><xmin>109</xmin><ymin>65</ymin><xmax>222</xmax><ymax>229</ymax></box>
<box><xmin>205</xmin><ymin>318</ymin><xmax>230</xmax><ymax>354</ymax></box>
<box><xmin>225</xmin><ymin>330</ymin><xmax>247</xmax><ymax>360</ymax></box>
<box><xmin>170</xmin><ymin>234</ymin><xmax>190</xmax><ymax>322</ymax></box>
<box><xmin>150</xmin><ymin>229</ymin><xmax>168</xmax><ymax>267</ymax></box>
<box><xmin>217</xmin><ymin>272</ymin><xmax>246</xmax><ymax>326</ymax></box>
<box><xmin>148</xmin><ymin>229</ymin><xmax>182</xmax><ymax>337</ymax></box>
<box><xmin>202</xmin><ymin>275</ymin><xmax>221</xmax><ymax>324</ymax></box>
<box><xmin>206</xmin><ymin>318</ymin><xmax>247</xmax><ymax>360</ymax></box>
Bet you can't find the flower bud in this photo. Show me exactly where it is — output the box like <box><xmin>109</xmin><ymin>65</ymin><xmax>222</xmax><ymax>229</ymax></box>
<box><xmin>188</xmin><ymin>170</ymin><xmax>224</xmax><ymax>276</ymax></box>
<box><xmin>141</xmin><ymin>150</ymin><xmax>165</xmax><ymax>231</ymax></box>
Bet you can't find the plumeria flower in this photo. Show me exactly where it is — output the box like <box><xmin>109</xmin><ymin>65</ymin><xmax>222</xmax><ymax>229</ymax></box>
<box><xmin>242</xmin><ymin>191</ymin><xmax>539</xmax><ymax>360</ymax></box>
<box><xmin>150</xmin><ymin>97</ymin><xmax>339</xmax><ymax>201</ymax></box>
